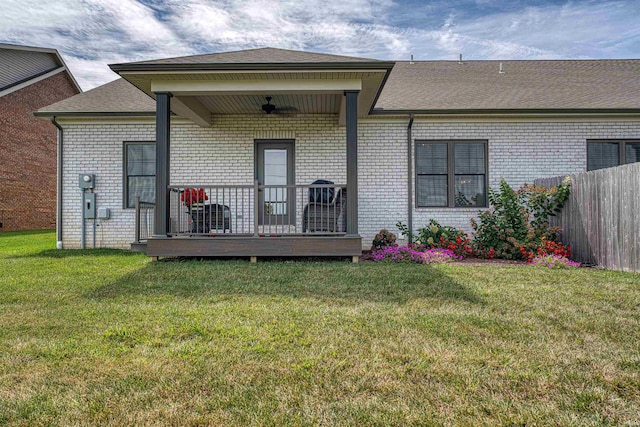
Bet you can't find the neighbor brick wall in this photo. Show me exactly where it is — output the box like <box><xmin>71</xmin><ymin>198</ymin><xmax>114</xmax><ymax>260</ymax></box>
<box><xmin>59</xmin><ymin>117</ymin><xmax>640</xmax><ymax>249</ymax></box>
<box><xmin>0</xmin><ymin>71</ymin><xmax>79</xmax><ymax>231</ymax></box>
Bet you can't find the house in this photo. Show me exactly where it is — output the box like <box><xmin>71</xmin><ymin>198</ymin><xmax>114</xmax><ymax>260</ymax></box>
<box><xmin>0</xmin><ymin>43</ymin><xmax>81</xmax><ymax>231</ymax></box>
<box><xmin>35</xmin><ymin>48</ymin><xmax>640</xmax><ymax>260</ymax></box>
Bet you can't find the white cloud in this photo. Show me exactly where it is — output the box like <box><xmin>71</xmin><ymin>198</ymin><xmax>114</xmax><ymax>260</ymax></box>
<box><xmin>0</xmin><ymin>0</ymin><xmax>637</xmax><ymax>90</ymax></box>
<box><xmin>439</xmin><ymin>1</ymin><xmax>640</xmax><ymax>59</ymax></box>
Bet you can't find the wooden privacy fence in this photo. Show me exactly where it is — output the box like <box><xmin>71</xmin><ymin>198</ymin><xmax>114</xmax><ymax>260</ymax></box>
<box><xmin>534</xmin><ymin>162</ymin><xmax>640</xmax><ymax>273</ymax></box>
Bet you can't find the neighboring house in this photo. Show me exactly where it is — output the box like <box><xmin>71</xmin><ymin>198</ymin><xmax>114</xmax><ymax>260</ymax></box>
<box><xmin>35</xmin><ymin>48</ymin><xmax>640</xmax><ymax>260</ymax></box>
<box><xmin>0</xmin><ymin>43</ymin><xmax>81</xmax><ymax>231</ymax></box>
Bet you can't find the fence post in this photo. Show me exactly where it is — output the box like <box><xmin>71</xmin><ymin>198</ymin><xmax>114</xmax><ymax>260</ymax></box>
<box><xmin>253</xmin><ymin>180</ymin><xmax>259</xmax><ymax>237</ymax></box>
<box><xmin>134</xmin><ymin>196</ymin><xmax>141</xmax><ymax>244</ymax></box>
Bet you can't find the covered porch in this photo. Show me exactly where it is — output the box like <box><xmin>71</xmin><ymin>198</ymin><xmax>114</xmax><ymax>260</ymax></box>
<box><xmin>133</xmin><ymin>180</ymin><xmax>361</xmax><ymax>258</ymax></box>
<box><xmin>111</xmin><ymin>50</ymin><xmax>393</xmax><ymax>259</ymax></box>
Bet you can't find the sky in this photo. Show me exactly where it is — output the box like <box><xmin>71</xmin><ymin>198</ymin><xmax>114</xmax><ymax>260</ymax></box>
<box><xmin>1</xmin><ymin>0</ymin><xmax>639</xmax><ymax>90</ymax></box>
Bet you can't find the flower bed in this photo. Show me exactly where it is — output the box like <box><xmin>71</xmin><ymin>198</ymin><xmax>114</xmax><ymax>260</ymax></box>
<box><xmin>530</xmin><ymin>254</ymin><xmax>581</xmax><ymax>269</ymax></box>
<box><xmin>366</xmin><ymin>245</ymin><xmax>462</xmax><ymax>264</ymax></box>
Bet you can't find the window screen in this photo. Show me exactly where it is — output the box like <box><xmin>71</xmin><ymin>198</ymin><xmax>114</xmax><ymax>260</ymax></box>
<box><xmin>416</xmin><ymin>143</ymin><xmax>448</xmax><ymax>206</ymax></box>
<box><xmin>626</xmin><ymin>142</ymin><xmax>640</xmax><ymax>164</ymax></box>
<box><xmin>587</xmin><ymin>140</ymin><xmax>640</xmax><ymax>171</ymax></box>
<box><xmin>454</xmin><ymin>143</ymin><xmax>486</xmax><ymax>207</ymax></box>
<box><xmin>416</xmin><ymin>141</ymin><xmax>487</xmax><ymax>208</ymax></box>
<box><xmin>125</xmin><ymin>143</ymin><xmax>155</xmax><ymax>208</ymax></box>
<box><xmin>588</xmin><ymin>142</ymin><xmax>620</xmax><ymax>171</ymax></box>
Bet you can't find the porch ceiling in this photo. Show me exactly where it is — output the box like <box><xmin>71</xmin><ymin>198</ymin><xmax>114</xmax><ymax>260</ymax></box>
<box><xmin>120</xmin><ymin>70</ymin><xmax>389</xmax><ymax>125</ymax></box>
<box><xmin>196</xmin><ymin>93</ymin><xmax>341</xmax><ymax>115</ymax></box>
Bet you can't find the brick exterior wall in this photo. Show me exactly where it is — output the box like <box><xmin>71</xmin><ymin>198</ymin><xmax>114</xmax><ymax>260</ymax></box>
<box><xmin>0</xmin><ymin>71</ymin><xmax>79</xmax><ymax>231</ymax></box>
<box><xmin>59</xmin><ymin>117</ymin><xmax>640</xmax><ymax>250</ymax></box>
<box><xmin>409</xmin><ymin>121</ymin><xmax>640</xmax><ymax>236</ymax></box>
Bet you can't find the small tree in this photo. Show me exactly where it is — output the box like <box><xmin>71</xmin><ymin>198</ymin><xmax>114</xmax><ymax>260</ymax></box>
<box><xmin>371</xmin><ymin>229</ymin><xmax>397</xmax><ymax>250</ymax></box>
<box><xmin>471</xmin><ymin>177</ymin><xmax>570</xmax><ymax>260</ymax></box>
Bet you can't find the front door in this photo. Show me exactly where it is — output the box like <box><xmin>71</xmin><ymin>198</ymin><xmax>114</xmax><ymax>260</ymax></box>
<box><xmin>256</xmin><ymin>140</ymin><xmax>295</xmax><ymax>226</ymax></box>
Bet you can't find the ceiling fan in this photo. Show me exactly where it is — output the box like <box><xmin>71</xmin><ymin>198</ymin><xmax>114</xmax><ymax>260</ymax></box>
<box><xmin>261</xmin><ymin>96</ymin><xmax>297</xmax><ymax>115</ymax></box>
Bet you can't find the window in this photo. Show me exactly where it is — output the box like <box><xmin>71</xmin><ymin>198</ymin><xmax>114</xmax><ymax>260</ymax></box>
<box><xmin>416</xmin><ymin>141</ymin><xmax>487</xmax><ymax>208</ymax></box>
<box><xmin>124</xmin><ymin>142</ymin><xmax>155</xmax><ymax>208</ymax></box>
<box><xmin>587</xmin><ymin>140</ymin><xmax>640</xmax><ymax>171</ymax></box>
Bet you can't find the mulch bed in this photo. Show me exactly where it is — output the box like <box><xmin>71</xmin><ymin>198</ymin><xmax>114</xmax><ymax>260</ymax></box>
<box><xmin>454</xmin><ymin>258</ymin><xmax>527</xmax><ymax>267</ymax></box>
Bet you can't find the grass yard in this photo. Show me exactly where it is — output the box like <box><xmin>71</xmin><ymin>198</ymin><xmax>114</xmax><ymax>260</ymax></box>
<box><xmin>0</xmin><ymin>231</ymin><xmax>639</xmax><ymax>426</ymax></box>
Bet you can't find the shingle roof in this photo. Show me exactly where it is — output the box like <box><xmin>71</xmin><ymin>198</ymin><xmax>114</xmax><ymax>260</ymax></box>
<box><xmin>36</xmin><ymin>78</ymin><xmax>154</xmax><ymax>115</ymax></box>
<box><xmin>375</xmin><ymin>60</ymin><xmax>640</xmax><ymax>111</ymax></box>
<box><xmin>117</xmin><ymin>47</ymin><xmax>381</xmax><ymax>66</ymax></box>
<box><xmin>37</xmin><ymin>55</ymin><xmax>640</xmax><ymax>116</ymax></box>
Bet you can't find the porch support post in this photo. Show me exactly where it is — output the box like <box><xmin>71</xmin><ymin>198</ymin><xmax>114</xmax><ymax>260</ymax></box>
<box><xmin>153</xmin><ymin>92</ymin><xmax>172</xmax><ymax>237</ymax></box>
<box><xmin>345</xmin><ymin>90</ymin><xmax>359</xmax><ymax>236</ymax></box>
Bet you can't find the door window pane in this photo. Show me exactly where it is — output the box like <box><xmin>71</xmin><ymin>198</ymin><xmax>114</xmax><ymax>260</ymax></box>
<box><xmin>264</xmin><ymin>149</ymin><xmax>287</xmax><ymax>215</ymax></box>
<box><xmin>588</xmin><ymin>142</ymin><xmax>619</xmax><ymax>171</ymax></box>
<box><xmin>264</xmin><ymin>149</ymin><xmax>287</xmax><ymax>185</ymax></box>
<box><xmin>455</xmin><ymin>175</ymin><xmax>485</xmax><ymax>207</ymax></box>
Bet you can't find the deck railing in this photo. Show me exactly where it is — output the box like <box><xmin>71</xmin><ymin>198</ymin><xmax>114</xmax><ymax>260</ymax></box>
<box><xmin>133</xmin><ymin>197</ymin><xmax>154</xmax><ymax>244</ymax></box>
<box><xmin>167</xmin><ymin>182</ymin><xmax>347</xmax><ymax>237</ymax></box>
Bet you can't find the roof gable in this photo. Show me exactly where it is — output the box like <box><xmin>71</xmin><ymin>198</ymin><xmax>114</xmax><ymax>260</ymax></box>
<box><xmin>116</xmin><ymin>47</ymin><xmax>381</xmax><ymax>67</ymax></box>
<box><xmin>0</xmin><ymin>43</ymin><xmax>82</xmax><ymax>96</ymax></box>
<box><xmin>0</xmin><ymin>48</ymin><xmax>60</xmax><ymax>91</ymax></box>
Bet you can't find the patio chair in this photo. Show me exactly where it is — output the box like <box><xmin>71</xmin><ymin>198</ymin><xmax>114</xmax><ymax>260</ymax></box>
<box><xmin>189</xmin><ymin>203</ymin><xmax>231</xmax><ymax>234</ymax></box>
<box><xmin>303</xmin><ymin>187</ymin><xmax>346</xmax><ymax>233</ymax></box>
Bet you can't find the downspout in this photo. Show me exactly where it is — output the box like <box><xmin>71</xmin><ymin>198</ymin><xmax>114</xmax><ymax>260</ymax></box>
<box><xmin>51</xmin><ymin>117</ymin><xmax>63</xmax><ymax>249</ymax></box>
<box><xmin>407</xmin><ymin>113</ymin><xmax>414</xmax><ymax>244</ymax></box>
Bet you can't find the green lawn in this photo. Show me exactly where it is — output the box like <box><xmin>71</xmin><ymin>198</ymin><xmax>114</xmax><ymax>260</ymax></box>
<box><xmin>0</xmin><ymin>231</ymin><xmax>639</xmax><ymax>426</ymax></box>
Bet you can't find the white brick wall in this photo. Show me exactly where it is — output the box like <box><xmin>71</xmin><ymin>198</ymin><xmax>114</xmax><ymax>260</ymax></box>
<box><xmin>60</xmin><ymin>117</ymin><xmax>640</xmax><ymax>250</ymax></box>
<box><xmin>410</xmin><ymin>121</ymin><xmax>640</xmax><ymax>234</ymax></box>
<box><xmin>62</xmin><ymin>123</ymin><xmax>155</xmax><ymax>249</ymax></box>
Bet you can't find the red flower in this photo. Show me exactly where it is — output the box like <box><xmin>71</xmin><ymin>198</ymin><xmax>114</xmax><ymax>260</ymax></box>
<box><xmin>181</xmin><ymin>188</ymin><xmax>208</xmax><ymax>206</ymax></box>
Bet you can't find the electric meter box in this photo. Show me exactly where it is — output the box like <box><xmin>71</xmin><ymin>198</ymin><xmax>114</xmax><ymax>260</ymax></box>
<box><xmin>84</xmin><ymin>193</ymin><xmax>96</xmax><ymax>219</ymax></box>
<box><xmin>78</xmin><ymin>174</ymin><xmax>95</xmax><ymax>189</ymax></box>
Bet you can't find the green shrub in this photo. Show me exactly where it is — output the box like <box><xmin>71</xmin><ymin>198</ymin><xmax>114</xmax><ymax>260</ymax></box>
<box><xmin>371</xmin><ymin>229</ymin><xmax>397</xmax><ymax>250</ymax></box>
<box><xmin>397</xmin><ymin>220</ymin><xmax>473</xmax><ymax>258</ymax></box>
<box><xmin>416</xmin><ymin>220</ymin><xmax>464</xmax><ymax>247</ymax></box>
<box><xmin>471</xmin><ymin>177</ymin><xmax>570</xmax><ymax>260</ymax></box>
<box><xmin>518</xmin><ymin>178</ymin><xmax>571</xmax><ymax>240</ymax></box>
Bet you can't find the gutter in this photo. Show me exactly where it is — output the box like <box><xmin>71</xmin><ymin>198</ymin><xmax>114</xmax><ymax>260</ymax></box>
<box><xmin>51</xmin><ymin>117</ymin><xmax>63</xmax><ymax>249</ymax></box>
<box><xmin>34</xmin><ymin>111</ymin><xmax>157</xmax><ymax>118</ymax></box>
<box><xmin>109</xmin><ymin>61</ymin><xmax>396</xmax><ymax>73</ymax></box>
<box><xmin>370</xmin><ymin>108</ymin><xmax>640</xmax><ymax>116</ymax></box>
<box><xmin>407</xmin><ymin>114</ymin><xmax>414</xmax><ymax>244</ymax></box>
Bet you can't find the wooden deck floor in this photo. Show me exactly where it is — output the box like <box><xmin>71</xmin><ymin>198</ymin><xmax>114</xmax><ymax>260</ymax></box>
<box><xmin>144</xmin><ymin>235</ymin><xmax>362</xmax><ymax>258</ymax></box>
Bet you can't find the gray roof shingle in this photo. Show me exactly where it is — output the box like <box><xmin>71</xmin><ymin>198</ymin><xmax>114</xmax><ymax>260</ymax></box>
<box><xmin>117</xmin><ymin>47</ymin><xmax>381</xmax><ymax>66</ymax></box>
<box><xmin>37</xmin><ymin>52</ymin><xmax>640</xmax><ymax>115</ymax></box>
<box><xmin>37</xmin><ymin>78</ymin><xmax>154</xmax><ymax>115</ymax></box>
<box><xmin>375</xmin><ymin>60</ymin><xmax>640</xmax><ymax>111</ymax></box>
